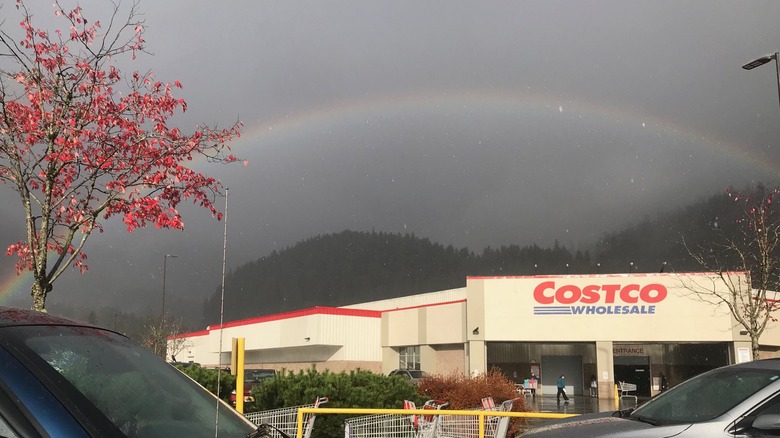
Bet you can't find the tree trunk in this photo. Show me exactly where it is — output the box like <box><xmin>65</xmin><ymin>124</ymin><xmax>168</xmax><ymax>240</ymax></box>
<box><xmin>30</xmin><ymin>281</ymin><xmax>48</xmax><ymax>312</ymax></box>
<box><xmin>752</xmin><ymin>335</ymin><xmax>761</xmax><ymax>361</ymax></box>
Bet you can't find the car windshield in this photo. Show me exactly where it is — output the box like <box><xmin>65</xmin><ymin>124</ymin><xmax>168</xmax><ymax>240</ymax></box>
<box><xmin>246</xmin><ymin>370</ymin><xmax>275</xmax><ymax>382</ymax></box>
<box><xmin>631</xmin><ymin>366</ymin><xmax>780</xmax><ymax>424</ymax></box>
<box><xmin>8</xmin><ymin>324</ymin><xmax>255</xmax><ymax>437</ymax></box>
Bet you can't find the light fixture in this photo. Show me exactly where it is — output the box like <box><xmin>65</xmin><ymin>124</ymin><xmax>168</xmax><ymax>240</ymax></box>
<box><xmin>742</xmin><ymin>52</ymin><xmax>780</xmax><ymax>111</ymax></box>
<box><xmin>472</xmin><ymin>327</ymin><xmax>479</xmax><ymax>335</ymax></box>
<box><xmin>739</xmin><ymin>330</ymin><xmax>749</xmax><ymax>336</ymax></box>
<box><xmin>304</xmin><ymin>337</ymin><xmax>310</xmax><ymax>342</ymax></box>
<box><xmin>743</xmin><ymin>53</ymin><xmax>776</xmax><ymax>70</ymax></box>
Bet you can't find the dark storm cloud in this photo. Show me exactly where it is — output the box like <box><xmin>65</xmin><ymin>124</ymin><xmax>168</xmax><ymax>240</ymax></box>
<box><xmin>1</xmin><ymin>1</ymin><xmax>779</xmax><ymax>319</ymax></box>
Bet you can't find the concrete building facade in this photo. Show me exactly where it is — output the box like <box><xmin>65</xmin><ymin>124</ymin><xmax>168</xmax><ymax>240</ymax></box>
<box><xmin>170</xmin><ymin>272</ymin><xmax>780</xmax><ymax>399</ymax></box>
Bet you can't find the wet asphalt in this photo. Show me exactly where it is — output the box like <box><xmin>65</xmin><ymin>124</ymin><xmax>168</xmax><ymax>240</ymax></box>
<box><xmin>519</xmin><ymin>393</ymin><xmax>645</xmax><ymax>415</ymax></box>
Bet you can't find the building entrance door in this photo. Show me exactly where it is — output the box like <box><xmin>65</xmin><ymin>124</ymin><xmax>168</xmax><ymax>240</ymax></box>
<box><xmin>614</xmin><ymin>356</ymin><xmax>650</xmax><ymax>397</ymax></box>
<box><xmin>541</xmin><ymin>355</ymin><xmax>582</xmax><ymax>396</ymax></box>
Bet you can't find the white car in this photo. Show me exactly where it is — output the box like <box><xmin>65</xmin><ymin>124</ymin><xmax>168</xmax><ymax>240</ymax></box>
<box><xmin>389</xmin><ymin>369</ymin><xmax>430</xmax><ymax>385</ymax></box>
<box><xmin>522</xmin><ymin>358</ymin><xmax>780</xmax><ymax>437</ymax></box>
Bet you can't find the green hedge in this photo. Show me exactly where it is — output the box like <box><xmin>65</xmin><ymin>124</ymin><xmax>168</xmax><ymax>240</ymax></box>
<box><xmin>174</xmin><ymin>364</ymin><xmax>236</xmax><ymax>401</ymax></box>
<box><xmin>251</xmin><ymin>368</ymin><xmax>425</xmax><ymax>438</ymax></box>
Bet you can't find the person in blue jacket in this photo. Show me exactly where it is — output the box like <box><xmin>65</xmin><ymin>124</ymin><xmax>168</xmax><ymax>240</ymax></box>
<box><xmin>556</xmin><ymin>374</ymin><xmax>569</xmax><ymax>403</ymax></box>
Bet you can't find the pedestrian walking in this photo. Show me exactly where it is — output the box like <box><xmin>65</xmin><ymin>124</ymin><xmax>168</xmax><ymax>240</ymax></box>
<box><xmin>556</xmin><ymin>374</ymin><xmax>569</xmax><ymax>403</ymax></box>
<box><xmin>660</xmin><ymin>373</ymin><xmax>669</xmax><ymax>392</ymax></box>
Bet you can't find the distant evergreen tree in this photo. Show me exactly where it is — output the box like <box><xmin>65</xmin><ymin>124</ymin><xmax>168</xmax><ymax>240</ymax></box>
<box><xmin>199</xmin><ymin>189</ymin><xmax>759</xmax><ymax>327</ymax></box>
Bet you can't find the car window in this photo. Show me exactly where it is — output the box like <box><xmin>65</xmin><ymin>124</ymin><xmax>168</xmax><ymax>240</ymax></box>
<box><xmin>12</xmin><ymin>325</ymin><xmax>255</xmax><ymax>438</ymax></box>
<box><xmin>731</xmin><ymin>391</ymin><xmax>780</xmax><ymax>434</ymax></box>
<box><xmin>0</xmin><ymin>413</ymin><xmax>18</xmax><ymax>438</ymax></box>
<box><xmin>632</xmin><ymin>367</ymin><xmax>780</xmax><ymax>424</ymax></box>
<box><xmin>246</xmin><ymin>370</ymin><xmax>275</xmax><ymax>382</ymax></box>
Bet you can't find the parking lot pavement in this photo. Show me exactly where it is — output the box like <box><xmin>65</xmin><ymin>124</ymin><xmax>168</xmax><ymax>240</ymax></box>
<box><xmin>520</xmin><ymin>394</ymin><xmax>645</xmax><ymax>415</ymax></box>
<box><xmin>516</xmin><ymin>394</ymin><xmax>647</xmax><ymax>435</ymax></box>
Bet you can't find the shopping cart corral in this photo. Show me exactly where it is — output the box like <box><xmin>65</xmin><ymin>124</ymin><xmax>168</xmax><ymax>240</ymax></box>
<box><xmin>344</xmin><ymin>399</ymin><xmax>448</xmax><ymax>438</ymax></box>
<box><xmin>246</xmin><ymin>396</ymin><xmax>328</xmax><ymax>438</ymax></box>
<box><xmin>343</xmin><ymin>397</ymin><xmax>516</xmax><ymax>438</ymax></box>
<box><xmin>437</xmin><ymin>397</ymin><xmax>515</xmax><ymax>438</ymax></box>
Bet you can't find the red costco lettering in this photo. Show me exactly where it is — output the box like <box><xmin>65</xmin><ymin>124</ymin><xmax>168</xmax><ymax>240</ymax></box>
<box><xmin>533</xmin><ymin>281</ymin><xmax>556</xmax><ymax>304</ymax></box>
<box><xmin>532</xmin><ymin>282</ymin><xmax>667</xmax><ymax>304</ymax></box>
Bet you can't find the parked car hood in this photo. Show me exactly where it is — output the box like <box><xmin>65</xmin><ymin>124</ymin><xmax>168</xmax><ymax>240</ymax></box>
<box><xmin>521</xmin><ymin>413</ymin><xmax>692</xmax><ymax>438</ymax></box>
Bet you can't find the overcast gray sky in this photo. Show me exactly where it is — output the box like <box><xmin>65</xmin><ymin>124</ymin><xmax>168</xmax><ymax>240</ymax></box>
<box><xmin>1</xmin><ymin>1</ymin><xmax>780</xmax><ymax>322</ymax></box>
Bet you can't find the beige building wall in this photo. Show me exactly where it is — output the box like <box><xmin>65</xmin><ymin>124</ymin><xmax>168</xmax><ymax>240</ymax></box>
<box><xmin>172</xmin><ymin>272</ymin><xmax>780</xmax><ymax>391</ymax></box>
<box><xmin>172</xmin><ymin>309</ymin><xmax>382</xmax><ymax>369</ymax></box>
<box><xmin>471</xmin><ymin>274</ymin><xmax>740</xmax><ymax>343</ymax></box>
<box><xmin>434</xmin><ymin>344</ymin><xmax>467</xmax><ymax>376</ymax></box>
<box><xmin>381</xmin><ymin>300</ymin><xmax>468</xmax><ymax>374</ymax></box>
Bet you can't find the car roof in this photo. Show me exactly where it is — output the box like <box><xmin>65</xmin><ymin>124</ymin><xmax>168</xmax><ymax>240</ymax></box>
<box><xmin>717</xmin><ymin>358</ymin><xmax>780</xmax><ymax>371</ymax></box>
<box><xmin>0</xmin><ymin>306</ymin><xmax>88</xmax><ymax>328</ymax></box>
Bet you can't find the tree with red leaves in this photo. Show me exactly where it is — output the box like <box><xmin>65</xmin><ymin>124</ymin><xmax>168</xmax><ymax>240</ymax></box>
<box><xmin>0</xmin><ymin>1</ymin><xmax>242</xmax><ymax>311</ymax></box>
<box><xmin>682</xmin><ymin>184</ymin><xmax>780</xmax><ymax>360</ymax></box>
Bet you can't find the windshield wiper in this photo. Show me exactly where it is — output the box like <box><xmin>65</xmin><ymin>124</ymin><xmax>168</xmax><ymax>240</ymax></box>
<box><xmin>246</xmin><ymin>423</ymin><xmax>292</xmax><ymax>438</ymax></box>
<box><xmin>612</xmin><ymin>408</ymin><xmax>634</xmax><ymax>418</ymax></box>
<box><xmin>631</xmin><ymin>415</ymin><xmax>661</xmax><ymax>426</ymax></box>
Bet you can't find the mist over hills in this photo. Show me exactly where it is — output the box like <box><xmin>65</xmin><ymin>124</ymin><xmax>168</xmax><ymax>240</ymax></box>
<box><xmin>199</xmin><ymin>189</ymin><xmax>741</xmax><ymax>328</ymax></box>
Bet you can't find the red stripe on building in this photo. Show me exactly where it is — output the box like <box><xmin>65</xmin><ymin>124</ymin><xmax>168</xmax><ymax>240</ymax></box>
<box><xmin>207</xmin><ymin>306</ymin><xmax>382</xmax><ymax>331</ymax></box>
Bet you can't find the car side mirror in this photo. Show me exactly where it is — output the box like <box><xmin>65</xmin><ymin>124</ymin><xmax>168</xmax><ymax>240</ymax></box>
<box><xmin>753</xmin><ymin>414</ymin><xmax>780</xmax><ymax>431</ymax></box>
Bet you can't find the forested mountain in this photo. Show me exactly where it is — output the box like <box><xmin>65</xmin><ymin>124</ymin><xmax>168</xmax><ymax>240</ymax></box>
<box><xmin>200</xmin><ymin>190</ymin><xmax>743</xmax><ymax>327</ymax></box>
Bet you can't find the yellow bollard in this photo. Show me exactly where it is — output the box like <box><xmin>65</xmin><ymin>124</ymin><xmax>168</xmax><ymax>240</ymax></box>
<box><xmin>614</xmin><ymin>384</ymin><xmax>619</xmax><ymax>409</ymax></box>
<box><xmin>234</xmin><ymin>338</ymin><xmax>245</xmax><ymax>413</ymax></box>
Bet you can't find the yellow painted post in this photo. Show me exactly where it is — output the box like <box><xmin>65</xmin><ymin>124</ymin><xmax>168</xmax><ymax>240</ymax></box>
<box><xmin>235</xmin><ymin>338</ymin><xmax>245</xmax><ymax>413</ymax></box>
<box><xmin>230</xmin><ymin>338</ymin><xmax>238</xmax><ymax>375</ymax></box>
<box><xmin>614</xmin><ymin>383</ymin><xmax>619</xmax><ymax>409</ymax></box>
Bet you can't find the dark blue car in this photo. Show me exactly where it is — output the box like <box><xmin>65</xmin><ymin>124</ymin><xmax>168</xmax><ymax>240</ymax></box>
<box><xmin>0</xmin><ymin>307</ymin><xmax>257</xmax><ymax>437</ymax></box>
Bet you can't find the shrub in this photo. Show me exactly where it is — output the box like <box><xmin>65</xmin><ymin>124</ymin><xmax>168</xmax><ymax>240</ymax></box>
<box><xmin>252</xmin><ymin>367</ymin><xmax>425</xmax><ymax>438</ymax></box>
<box><xmin>174</xmin><ymin>364</ymin><xmax>236</xmax><ymax>401</ymax></box>
<box><xmin>417</xmin><ymin>368</ymin><xmax>526</xmax><ymax>435</ymax></box>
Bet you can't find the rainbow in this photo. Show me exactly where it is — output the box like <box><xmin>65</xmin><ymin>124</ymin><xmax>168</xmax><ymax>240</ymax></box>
<box><xmin>230</xmin><ymin>88</ymin><xmax>777</xmax><ymax>175</ymax></box>
<box><xmin>0</xmin><ymin>267</ymin><xmax>32</xmax><ymax>306</ymax></box>
<box><xmin>0</xmin><ymin>88</ymin><xmax>775</xmax><ymax>302</ymax></box>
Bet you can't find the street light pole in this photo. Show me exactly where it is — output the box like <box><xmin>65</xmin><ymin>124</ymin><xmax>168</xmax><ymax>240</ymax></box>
<box><xmin>161</xmin><ymin>254</ymin><xmax>178</xmax><ymax>323</ymax></box>
<box><xmin>742</xmin><ymin>52</ymin><xmax>780</xmax><ymax>110</ymax></box>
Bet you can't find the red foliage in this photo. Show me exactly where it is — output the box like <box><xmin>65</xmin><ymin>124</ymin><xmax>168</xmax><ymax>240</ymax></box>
<box><xmin>0</xmin><ymin>1</ymin><xmax>242</xmax><ymax>309</ymax></box>
<box><xmin>416</xmin><ymin>369</ymin><xmax>527</xmax><ymax>435</ymax></box>
<box><xmin>417</xmin><ymin>369</ymin><xmax>524</xmax><ymax>410</ymax></box>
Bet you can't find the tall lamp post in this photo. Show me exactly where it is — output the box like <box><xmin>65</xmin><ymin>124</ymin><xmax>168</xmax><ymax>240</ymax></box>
<box><xmin>742</xmin><ymin>52</ymin><xmax>780</xmax><ymax>109</ymax></box>
<box><xmin>161</xmin><ymin>254</ymin><xmax>178</xmax><ymax>323</ymax></box>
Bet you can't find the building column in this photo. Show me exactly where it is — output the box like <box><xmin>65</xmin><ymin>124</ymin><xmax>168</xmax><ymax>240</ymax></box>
<box><xmin>596</xmin><ymin>341</ymin><xmax>615</xmax><ymax>399</ymax></box>
<box><xmin>421</xmin><ymin>345</ymin><xmax>436</xmax><ymax>373</ymax></box>
<box><xmin>468</xmin><ymin>340</ymin><xmax>486</xmax><ymax>376</ymax></box>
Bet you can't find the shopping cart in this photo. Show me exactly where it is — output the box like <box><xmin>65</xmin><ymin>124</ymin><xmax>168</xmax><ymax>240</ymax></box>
<box><xmin>344</xmin><ymin>398</ymin><xmax>516</xmax><ymax>438</ymax></box>
<box><xmin>343</xmin><ymin>399</ymin><xmax>448</xmax><ymax>438</ymax></box>
<box><xmin>437</xmin><ymin>397</ymin><xmax>516</xmax><ymax>438</ymax></box>
<box><xmin>246</xmin><ymin>396</ymin><xmax>329</xmax><ymax>438</ymax></box>
<box><xmin>618</xmin><ymin>381</ymin><xmax>638</xmax><ymax>403</ymax></box>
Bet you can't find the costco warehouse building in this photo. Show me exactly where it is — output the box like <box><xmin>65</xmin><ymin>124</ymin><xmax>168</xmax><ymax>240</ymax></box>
<box><xmin>170</xmin><ymin>272</ymin><xmax>780</xmax><ymax>399</ymax></box>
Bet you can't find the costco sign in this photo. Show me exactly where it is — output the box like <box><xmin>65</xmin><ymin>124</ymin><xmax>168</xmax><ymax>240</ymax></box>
<box><xmin>532</xmin><ymin>281</ymin><xmax>667</xmax><ymax>315</ymax></box>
